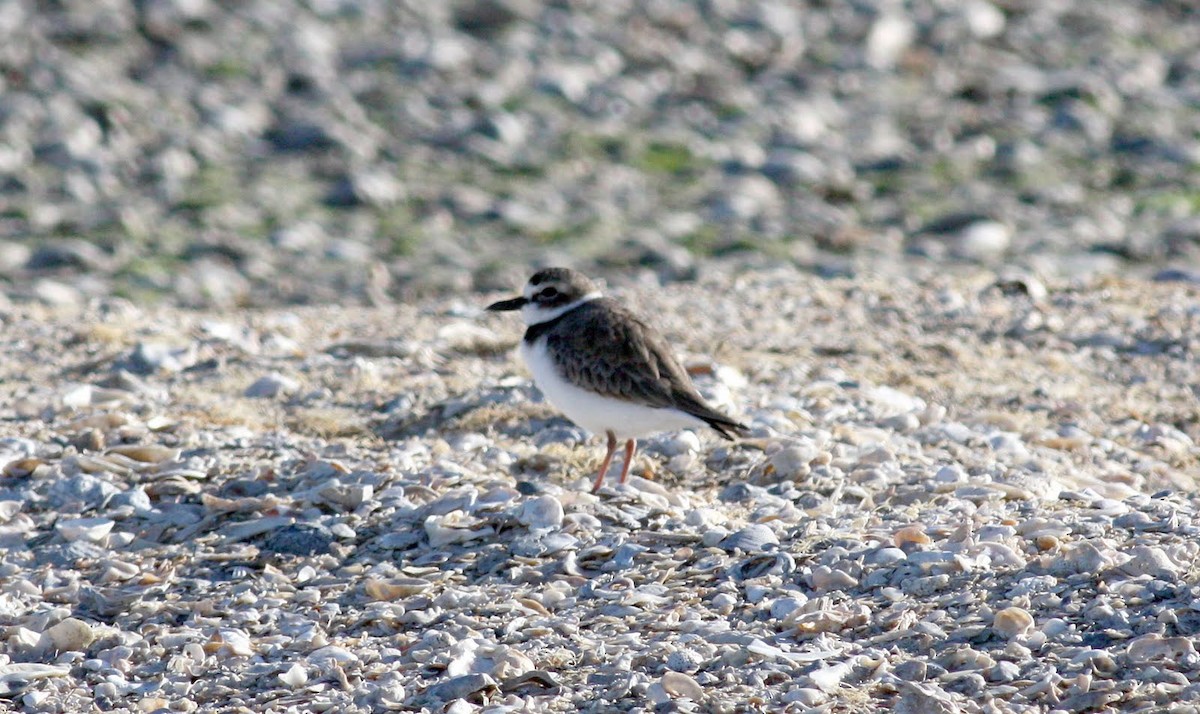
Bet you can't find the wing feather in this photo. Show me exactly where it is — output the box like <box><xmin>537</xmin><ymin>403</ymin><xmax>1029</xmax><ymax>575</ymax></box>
<box><xmin>544</xmin><ymin>299</ymin><xmax>748</xmax><ymax>437</ymax></box>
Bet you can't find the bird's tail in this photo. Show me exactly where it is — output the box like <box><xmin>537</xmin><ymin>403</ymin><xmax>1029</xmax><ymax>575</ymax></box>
<box><xmin>703</xmin><ymin>414</ymin><xmax>750</xmax><ymax>440</ymax></box>
<box><xmin>679</xmin><ymin>397</ymin><xmax>749</xmax><ymax>440</ymax></box>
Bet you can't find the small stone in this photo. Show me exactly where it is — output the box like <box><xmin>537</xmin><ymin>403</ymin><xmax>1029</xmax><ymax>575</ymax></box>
<box><xmin>665</xmin><ymin>649</ymin><xmax>704</xmax><ymax>674</ymax></box>
<box><xmin>206</xmin><ymin>629</ymin><xmax>254</xmax><ymax>658</ymax></box>
<box><xmin>653</xmin><ymin>431</ymin><xmax>701</xmax><ymax>457</ymax></box>
<box><xmin>425</xmin><ymin>510</ymin><xmax>494</xmax><ymax>547</ymax></box>
<box><xmin>261</xmin><ymin>523</ymin><xmax>334</xmax><ymax>556</ymax></box>
<box><xmin>365</xmin><ymin>577</ymin><xmax>432</xmax><ymax>600</ymax></box>
<box><xmin>517</xmin><ymin>495</ymin><xmax>564</xmax><ymax>531</ymax></box>
<box><xmin>426</xmin><ymin>673</ymin><xmax>497</xmax><ymax>702</ymax></box>
<box><xmin>808</xmin><ymin>565</ymin><xmax>858</xmax><ymax>591</ymax></box>
<box><xmin>992</xmin><ymin>607</ymin><xmax>1035</xmax><ymax>639</ymax></box>
<box><xmin>279</xmin><ymin>663</ymin><xmax>308</xmax><ymax>687</ymax></box>
<box><xmin>38</xmin><ymin>618</ymin><xmax>94</xmax><ymax>653</ymax></box>
<box><xmin>56</xmin><ymin>518</ymin><xmax>115</xmax><ymax>543</ymax></box>
<box><xmin>1049</xmin><ymin>541</ymin><xmax>1111</xmax><ymax>576</ymax></box>
<box><xmin>719</xmin><ymin>524</ymin><xmax>779</xmax><ymax>553</ymax></box>
<box><xmin>933</xmin><ymin>465</ymin><xmax>967</xmax><ymax>484</ymax></box>
<box><xmin>711</xmin><ymin>592</ymin><xmax>738</xmax><ymax>614</ymax></box>
<box><xmin>768</xmin><ymin>446</ymin><xmax>814</xmax><ymax>480</ymax></box>
<box><xmin>784</xmin><ymin>687</ymin><xmax>827</xmax><ymax>706</ymax></box>
<box><xmin>770</xmin><ymin>596</ymin><xmax>807</xmax><ymax>621</ymax></box>
<box><xmin>1118</xmin><ymin>545</ymin><xmax>1179</xmax><ymax>579</ymax></box>
<box><xmin>116</xmin><ymin>342</ymin><xmax>196</xmax><ymax>374</ymax></box>
<box><xmin>1126</xmin><ymin>635</ymin><xmax>1196</xmax><ymax>663</ymax></box>
<box><xmin>868</xmin><ymin>547</ymin><xmax>907</xmax><ymax>565</ymax></box>
<box><xmin>985</xmin><ymin>661</ymin><xmax>1020</xmax><ymax>683</ymax></box>
<box><xmin>866</xmin><ymin>12</ymin><xmax>914</xmax><ymax>69</ymax></box>
<box><xmin>660</xmin><ymin>671</ymin><xmax>704</xmax><ymax>700</ymax></box>
<box><xmin>808</xmin><ymin>662</ymin><xmax>852</xmax><ymax>692</ymax></box>
<box><xmin>962</xmin><ymin>0</ymin><xmax>1005</xmax><ymax>38</ymax></box>
<box><xmin>893</xmin><ymin>525</ymin><xmax>931</xmax><ymax>548</ymax></box>
<box><xmin>244</xmin><ymin>373</ymin><xmax>301</xmax><ymax>398</ymax></box>
<box><xmin>32</xmin><ymin>279</ymin><xmax>84</xmax><ymax>307</ymax></box>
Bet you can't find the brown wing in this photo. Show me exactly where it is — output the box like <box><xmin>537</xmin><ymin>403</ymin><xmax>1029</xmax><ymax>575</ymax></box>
<box><xmin>545</xmin><ymin>299</ymin><xmax>747</xmax><ymax>438</ymax></box>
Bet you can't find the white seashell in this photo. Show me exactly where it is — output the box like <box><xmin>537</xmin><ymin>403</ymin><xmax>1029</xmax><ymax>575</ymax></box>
<box><xmin>308</xmin><ymin>646</ymin><xmax>359</xmax><ymax>665</ymax></box>
<box><xmin>244</xmin><ymin>373</ymin><xmax>301</xmax><ymax>398</ymax></box>
<box><xmin>364</xmin><ymin>577</ymin><xmax>431</xmax><ymax>601</ymax></box>
<box><xmin>56</xmin><ymin>517</ymin><xmax>114</xmax><ymax>543</ymax></box>
<box><xmin>971</xmin><ymin>541</ymin><xmax>1026</xmax><ymax>569</ymax></box>
<box><xmin>426</xmin><ymin>673</ymin><xmax>497</xmax><ymax>702</ymax></box>
<box><xmin>38</xmin><ymin>618</ymin><xmax>94</xmax><ymax>653</ymax></box>
<box><xmin>70</xmin><ymin>453</ymin><xmax>133</xmax><ymax>476</ymax></box>
<box><xmin>489</xmin><ymin>646</ymin><xmax>534</xmax><ymax>680</ymax></box>
<box><xmin>105</xmin><ymin>444</ymin><xmax>180</xmax><ymax>463</ymax></box>
<box><xmin>61</xmin><ymin>385</ymin><xmax>95</xmax><ymax>408</ymax></box>
<box><xmin>719</xmin><ymin>524</ymin><xmax>779</xmax><ymax>553</ymax></box>
<box><xmin>1048</xmin><ymin>541</ymin><xmax>1112</xmax><ymax>576</ymax></box>
<box><xmin>0</xmin><ymin>501</ymin><xmax>21</xmax><ymax>522</ymax></box>
<box><xmin>517</xmin><ymin>495</ymin><xmax>564</xmax><ymax>531</ymax></box>
<box><xmin>317</xmin><ymin>481</ymin><xmax>373</xmax><ymax>509</ymax></box>
<box><xmin>645</xmin><ymin>682</ymin><xmax>671</xmax><ymax>706</ymax></box>
<box><xmin>893</xmin><ymin>525</ymin><xmax>931</xmax><ymax>547</ymax></box>
<box><xmin>1126</xmin><ymin>635</ymin><xmax>1196</xmax><ymax>662</ymax></box>
<box><xmin>424</xmin><ymin>510</ymin><xmax>494</xmax><ymax>547</ymax></box>
<box><xmin>767</xmin><ymin>445</ymin><xmax>816</xmax><ymax>480</ymax></box>
<box><xmin>784</xmin><ymin>688</ymin><xmax>827</xmax><ymax>706</ymax></box>
<box><xmin>0</xmin><ymin>663</ymin><xmax>71</xmax><ymax>684</ymax></box>
<box><xmin>278</xmin><ymin>663</ymin><xmax>308</xmax><ymax>687</ymax></box>
<box><xmin>1117</xmin><ymin>545</ymin><xmax>1179</xmax><ymax>579</ymax></box>
<box><xmin>9</xmin><ymin>627</ymin><xmax>41</xmax><ymax>651</ymax></box>
<box><xmin>665</xmin><ymin>649</ymin><xmax>704</xmax><ymax>674</ymax></box>
<box><xmin>660</xmin><ymin>671</ymin><xmax>704</xmax><ymax>700</ymax></box>
<box><xmin>807</xmin><ymin>661</ymin><xmax>852</xmax><ymax>692</ymax></box>
<box><xmin>992</xmin><ymin>607</ymin><xmax>1035</xmax><ymax>639</ymax></box>
<box><xmin>206</xmin><ymin>629</ymin><xmax>254</xmax><ymax>658</ymax></box>
<box><xmin>3</xmin><ymin>458</ymin><xmax>45</xmax><ymax>478</ymax></box>
<box><xmin>808</xmin><ymin>565</ymin><xmax>858</xmax><ymax>592</ymax></box>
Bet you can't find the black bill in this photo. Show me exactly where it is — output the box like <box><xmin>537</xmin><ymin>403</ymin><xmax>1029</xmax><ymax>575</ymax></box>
<box><xmin>486</xmin><ymin>296</ymin><xmax>528</xmax><ymax>311</ymax></box>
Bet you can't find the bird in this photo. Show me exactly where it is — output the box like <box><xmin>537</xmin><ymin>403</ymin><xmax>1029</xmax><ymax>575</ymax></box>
<box><xmin>486</xmin><ymin>267</ymin><xmax>748</xmax><ymax>492</ymax></box>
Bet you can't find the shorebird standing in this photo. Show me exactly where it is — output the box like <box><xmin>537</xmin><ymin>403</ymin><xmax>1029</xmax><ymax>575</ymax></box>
<box><xmin>487</xmin><ymin>268</ymin><xmax>747</xmax><ymax>492</ymax></box>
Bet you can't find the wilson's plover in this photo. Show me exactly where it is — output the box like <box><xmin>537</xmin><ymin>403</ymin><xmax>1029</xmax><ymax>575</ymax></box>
<box><xmin>487</xmin><ymin>268</ymin><xmax>747</xmax><ymax>492</ymax></box>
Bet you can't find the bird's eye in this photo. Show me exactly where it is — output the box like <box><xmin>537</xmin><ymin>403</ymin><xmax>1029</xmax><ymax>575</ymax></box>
<box><xmin>540</xmin><ymin>287</ymin><xmax>558</xmax><ymax>299</ymax></box>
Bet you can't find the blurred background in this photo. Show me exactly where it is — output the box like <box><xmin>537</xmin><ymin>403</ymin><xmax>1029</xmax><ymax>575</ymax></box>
<box><xmin>1</xmin><ymin>0</ymin><xmax>1197</xmax><ymax>308</ymax></box>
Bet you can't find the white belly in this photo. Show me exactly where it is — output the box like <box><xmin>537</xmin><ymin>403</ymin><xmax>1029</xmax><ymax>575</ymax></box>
<box><xmin>520</xmin><ymin>338</ymin><xmax>705</xmax><ymax>440</ymax></box>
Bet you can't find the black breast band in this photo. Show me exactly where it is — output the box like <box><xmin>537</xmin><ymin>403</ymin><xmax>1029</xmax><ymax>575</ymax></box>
<box><xmin>523</xmin><ymin>311</ymin><xmax>571</xmax><ymax>343</ymax></box>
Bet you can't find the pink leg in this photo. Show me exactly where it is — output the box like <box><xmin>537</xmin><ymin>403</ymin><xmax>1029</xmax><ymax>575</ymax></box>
<box><xmin>617</xmin><ymin>439</ymin><xmax>637</xmax><ymax>484</ymax></box>
<box><xmin>592</xmin><ymin>431</ymin><xmax>618</xmax><ymax>493</ymax></box>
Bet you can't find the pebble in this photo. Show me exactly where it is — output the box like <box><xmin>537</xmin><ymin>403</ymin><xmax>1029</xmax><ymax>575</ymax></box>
<box><xmin>1049</xmin><ymin>541</ymin><xmax>1112</xmax><ymax>576</ymax></box>
<box><xmin>1126</xmin><ymin>635</ymin><xmax>1196</xmax><ymax>663</ymax></box>
<box><xmin>1118</xmin><ymin>545</ymin><xmax>1179</xmax><ymax>579</ymax></box>
<box><xmin>278</xmin><ymin>663</ymin><xmax>308</xmax><ymax>687</ymax></box>
<box><xmin>426</xmin><ymin>673</ymin><xmax>497</xmax><ymax>703</ymax></box>
<box><xmin>115</xmin><ymin>342</ymin><xmax>197</xmax><ymax>375</ymax></box>
<box><xmin>719</xmin><ymin>524</ymin><xmax>779</xmax><ymax>553</ymax></box>
<box><xmin>55</xmin><ymin>518</ymin><xmax>114</xmax><ymax>543</ymax></box>
<box><xmin>38</xmin><ymin>618</ymin><xmax>94</xmax><ymax>653</ymax></box>
<box><xmin>660</xmin><ymin>671</ymin><xmax>704</xmax><ymax>700</ymax></box>
<box><xmin>244</xmin><ymin>373</ymin><xmax>301</xmax><ymax>398</ymax></box>
<box><xmin>260</xmin><ymin>523</ymin><xmax>334</xmax><ymax>556</ymax></box>
<box><xmin>767</xmin><ymin>446</ymin><xmax>813</xmax><ymax>480</ymax></box>
<box><xmin>992</xmin><ymin>607</ymin><xmax>1035</xmax><ymax>640</ymax></box>
<box><xmin>807</xmin><ymin>662</ymin><xmax>852</xmax><ymax>692</ymax></box>
<box><xmin>517</xmin><ymin>495</ymin><xmax>564</xmax><ymax>531</ymax></box>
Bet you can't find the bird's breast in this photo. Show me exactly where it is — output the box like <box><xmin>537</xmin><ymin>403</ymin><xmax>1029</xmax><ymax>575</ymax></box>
<box><xmin>519</xmin><ymin>337</ymin><xmax>704</xmax><ymax>439</ymax></box>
